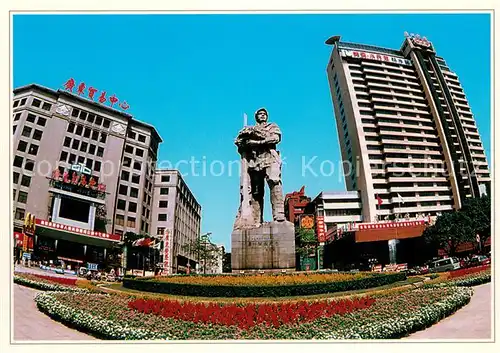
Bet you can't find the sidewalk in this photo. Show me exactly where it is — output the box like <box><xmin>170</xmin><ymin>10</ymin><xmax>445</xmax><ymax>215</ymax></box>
<box><xmin>13</xmin><ymin>284</ymin><xmax>97</xmax><ymax>341</ymax></box>
<box><xmin>406</xmin><ymin>283</ymin><xmax>492</xmax><ymax>340</ymax></box>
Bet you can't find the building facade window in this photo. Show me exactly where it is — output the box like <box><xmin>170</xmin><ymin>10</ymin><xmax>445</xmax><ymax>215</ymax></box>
<box><xmin>159</xmin><ymin>200</ymin><xmax>168</xmax><ymax>208</ymax></box>
<box><xmin>17</xmin><ymin>191</ymin><xmax>28</xmax><ymax>203</ymax></box>
<box><xmin>117</xmin><ymin>199</ymin><xmax>126</xmax><ymax>210</ymax></box>
<box><xmin>14</xmin><ymin>156</ymin><xmax>23</xmax><ymax>167</ymax></box>
<box><xmin>115</xmin><ymin>215</ymin><xmax>125</xmax><ymax>226</ymax></box>
<box><xmin>15</xmin><ymin>208</ymin><xmax>25</xmax><ymax>220</ymax></box>
<box><xmin>21</xmin><ymin>175</ymin><xmax>31</xmax><ymax>187</ymax></box>
<box><xmin>33</xmin><ymin>129</ymin><xmax>43</xmax><ymax>141</ymax></box>
<box><xmin>119</xmin><ymin>185</ymin><xmax>128</xmax><ymax>195</ymax></box>
<box><xmin>17</xmin><ymin>140</ymin><xmax>28</xmax><ymax>152</ymax></box>
<box><xmin>127</xmin><ymin>217</ymin><xmax>136</xmax><ymax>228</ymax></box>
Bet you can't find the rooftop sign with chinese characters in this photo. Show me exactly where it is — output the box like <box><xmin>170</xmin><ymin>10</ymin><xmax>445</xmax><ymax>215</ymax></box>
<box><xmin>63</xmin><ymin>78</ymin><xmax>130</xmax><ymax>111</ymax></box>
<box><xmin>340</xmin><ymin>49</ymin><xmax>412</xmax><ymax>66</ymax></box>
<box><xmin>405</xmin><ymin>32</ymin><xmax>432</xmax><ymax>48</ymax></box>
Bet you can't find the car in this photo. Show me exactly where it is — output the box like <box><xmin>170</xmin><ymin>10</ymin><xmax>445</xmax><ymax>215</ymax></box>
<box><xmin>54</xmin><ymin>267</ymin><xmax>65</xmax><ymax>274</ymax></box>
<box><xmin>468</xmin><ymin>255</ymin><xmax>490</xmax><ymax>267</ymax></box>
<box><xmin>428</xmin><ymin>257</ymin><xmax>461</xmax><ymax>273</ymax></box>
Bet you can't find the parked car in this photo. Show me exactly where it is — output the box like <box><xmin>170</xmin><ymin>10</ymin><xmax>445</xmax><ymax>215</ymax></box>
<box><xmin>467</xmin><ymin>255</ymin><xmax>490</xmax><ymax>267</ymax></box>
<box><xmin>428</xmin><ymin>257</ymin><xmax>461</xmax><ymax>273</ymax></box>
<box><xmin>408</xmin><ymin>265</ymin><xmax>429</xmax><ymax>276</ymax></box>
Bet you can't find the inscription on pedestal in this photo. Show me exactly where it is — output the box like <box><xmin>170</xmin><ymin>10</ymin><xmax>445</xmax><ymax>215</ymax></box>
<box><xmin>231</xmin><ymin>221</ymin><xmax>295</xmax><ymax>271</ymax></box>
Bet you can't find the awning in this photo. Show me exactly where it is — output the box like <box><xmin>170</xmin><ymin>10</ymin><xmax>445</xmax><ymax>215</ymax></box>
<box><xmin>57</xmin><ymin>256</ymin><xmax>84</xmax><ymax>263</ymax></box>
<box><xmin>132</xmin><ymin>238</ymin><xmax>154</xmax><ymax>247</ymax></box>
<box><xmin>355</xmin><ymin>221</ymin><xmax>426</xmax><ymax>243</ymax></box>
<box><xmin>35</xmin><ymin>225</ymin><xmax>120</xmax><ymax>249</ymax></box>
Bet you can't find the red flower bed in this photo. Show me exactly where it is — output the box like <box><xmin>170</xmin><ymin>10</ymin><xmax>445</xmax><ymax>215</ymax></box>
<box><xmin>449</xmin><ymin>265</ymin><xmax>490</xmax><ymax>279</ymax></box>
<box><xmin>32</xmin><ymin>274</ymin><xmax>77</xmax><ymax>286</ymax></box>
<box><xmin>128</xmin><ymin>296</ymin><xmax>375</xmax><ymax>330</ymax></box>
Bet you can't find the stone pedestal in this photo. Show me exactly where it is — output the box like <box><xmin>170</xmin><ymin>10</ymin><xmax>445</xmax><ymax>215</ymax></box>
<box><xmin>231</xmin><ymin>221</ymin><xmax>295</xmax><ymax>272</ymax></box>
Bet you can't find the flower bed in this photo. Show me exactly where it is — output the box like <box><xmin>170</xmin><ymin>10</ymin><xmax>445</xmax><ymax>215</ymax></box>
<box><xmin>317</xmin><ymin>287</ymin><xmax>473</xmax><ymax>339</ymax></box>
<box><xmin>34</xmin><ymin>286</ymin><xmax>471</xmax><ymax>340</ymax></box>
<box><xmin>153</xmin><ymin>272</ymin><xmax>374</xmax><ymax>286</ymax></box>
<box><xmin>14</xmin><ymin>274</ymin><xmax>87</xmax><ymax>292</ymax></box>
<box><xmin>128</xmin><ymin>296</ymin><xmax>376</xmax><ymax>329</ymax></box>
<box><xmin>123</xmin><ymin>272</ymin><xmax>406</xmax><ymax>297</ymax></box>
<box><xmin>30</xmin><ymin>273</ymin><xmax>78</xmax><ymax>286</ymax></box>
<box><xmin>425</xmin><ymin>271</ymin><xmax>491</xmax><ymax>288</ymax></box>
<box><xmin>35</xmin><ymin>292</ymin><xmax>170</xmax><ymax>340</ymax></box>
<box><xmin>449</xmin><ymin>265</ymin><xmax>490</xmax><ymax>279</ymax></box>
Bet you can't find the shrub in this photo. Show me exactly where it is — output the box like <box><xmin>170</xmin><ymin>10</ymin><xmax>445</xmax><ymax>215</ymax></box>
<box><xmin>123</xmin><ymin>272</ymin><xmax>406</xmax><ymax>297</ymax></box>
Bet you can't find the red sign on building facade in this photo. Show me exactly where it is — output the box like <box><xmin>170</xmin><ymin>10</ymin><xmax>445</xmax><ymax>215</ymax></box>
<box><xmin>62</xmin><ymin>78</ymin><xmax>130</xmax><ymax>111</ymax></box>
<box><xmin>35</xmin><ymin>219</ymin><xmax>121</xmax><ymax>242</ymax></box>
<box><xmin>163</xmin><ymin>229</ymin><xmax>172</xmax><ymax>275</ymax></box>
<box><xmin>316</xmin><ymin>216</ymin><xmax>326</xmax><ymax>243</ymax></box>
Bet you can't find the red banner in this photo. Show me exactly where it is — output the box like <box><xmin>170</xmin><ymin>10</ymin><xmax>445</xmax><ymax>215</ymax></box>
<box><xmin>358</xmin><ymin>220</ymin><xmax>425</xmax><ymax>231</ymax></box>
<box><xmin>316</xmin><ymin>216</ymin><xmax>326</xmax><ymax>243</ymax></box>
<box><xmin>36</xmin><ymin>219</ymin><xmax>121</xmax><ymax>241</ymax></box>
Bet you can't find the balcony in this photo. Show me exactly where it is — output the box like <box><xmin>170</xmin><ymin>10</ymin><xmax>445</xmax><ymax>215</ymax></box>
<box><xmin>467</xmin><ymin>137</ymin><xmax>483</xmax><ymax>144</ymax></box>
<box><xmin>367</xmin><ymin>81</ymin><xmax>422</xmax><ymax>94</ymax></box>
<box><xmin>377</xmin><ymin>121</ymin><xmax>435</xmax><ymax>131</ymax></box>
<box><xmin>391</xmin><ymin>195</ymin><xmax>452</xmax><ymax>204</ymax></box>
<box><xmin>388</xmin><ymin>176</ymin><xmax>448</xmax><ymax>183</ymax></box>
<box><xmin>390</xmin><ymin>186</ymin><xmax>450</xmax><ymax>193</ymax></box>
<box><xmin>324</xmin><ymin>202</ymin><xmax>363</xmax><ymax>210</ymax></box>
<box><xmin>324</xmin><ymin>214</ymin><xmax>363</xmax><ymax>223</ymax></box>
<box><xmin>393</xmin><ymin>204</ymin><xmax>454</xmax><ymax>213</ymax></box>
<box><xmin>386</xmin><ymin>167</ymin><xmax>447</xmax><ymax>174</ymax></box>
<box><xmin>469</xmin><ymin>145</ymin><xmax>485</xmax><ymax>151</ymax></box>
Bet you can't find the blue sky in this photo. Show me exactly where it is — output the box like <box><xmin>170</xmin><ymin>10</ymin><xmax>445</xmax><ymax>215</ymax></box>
<box><xmin>13</xmin><ymin>13</ymin><xmax>491</xmax><ymax>250</ymax></box>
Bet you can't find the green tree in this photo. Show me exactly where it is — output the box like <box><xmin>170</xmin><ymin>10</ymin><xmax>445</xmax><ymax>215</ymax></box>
<box><xmin>461</xmin><ymin>195</ymin><xmax>491</xmax><ymax>253</ymax></box>
<box><xmin>222</xmin><ymin>252</ymin><xmax>232</xmax><ymax>273</ymax></box>
<box><xmin>422</xmin><ymin>211</ymin><xmax>475</xmax><ymax>257</ymax></box>
<box><xmin>295</xmin><ymin>228</ymin><xmax>317</xmax><ymax>258</ymax></box>
<box><xmin>181</xmin><ymin>233</ymin><xmax>218</xmax><ymax>274</ymax></box>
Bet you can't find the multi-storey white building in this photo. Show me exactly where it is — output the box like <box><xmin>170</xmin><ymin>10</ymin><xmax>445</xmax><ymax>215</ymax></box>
<box><xmin>325</xmin><ymin>34</ymin><xmax>490</xmax><ymax>223</ymax></box>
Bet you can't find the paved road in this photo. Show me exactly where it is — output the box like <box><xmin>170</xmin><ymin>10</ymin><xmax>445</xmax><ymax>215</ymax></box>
<box><xmin>407</xmin><ymin>283</ymin><xmax>492</xmax><ymax>340</ymax></box>
<box><xmin>14</xmin><ymin>264</ymin><xmax>78</xmax><ymax>278</ymax></box>
<box><xmin>13</xmin><ymin>284</ymin><xmax>97</xmax><ymax>341</ymax></box>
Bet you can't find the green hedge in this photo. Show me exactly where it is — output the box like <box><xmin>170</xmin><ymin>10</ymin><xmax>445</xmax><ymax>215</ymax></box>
<box><xmin>123</xmin><ymin>272</ymin><xmax>407</xmax><ymax>297</ymax></box>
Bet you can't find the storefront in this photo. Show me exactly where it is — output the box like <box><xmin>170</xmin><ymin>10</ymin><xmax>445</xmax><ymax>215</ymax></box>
<box><xmin>33</xmin><ymin>219</ymin><xmax>122</xmax><ymax>272</ymax></box>
<box><xmin>324</xmin><ymin>221</ymin><xmax>429</xmax><ymax>270</ymax></box>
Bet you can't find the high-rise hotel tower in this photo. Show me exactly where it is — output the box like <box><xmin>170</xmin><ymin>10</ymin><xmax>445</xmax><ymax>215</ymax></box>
<box><xmin>325</xmin><ymin>34</ymin><xmax>490</xmax><ymax>223</ymax></box>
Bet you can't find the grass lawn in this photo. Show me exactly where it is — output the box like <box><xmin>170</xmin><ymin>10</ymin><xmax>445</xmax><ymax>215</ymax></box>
<box><xmin>99</xmin><ymin>276</ymin><xmax>425</xmax><ymax>303</ymax></box>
